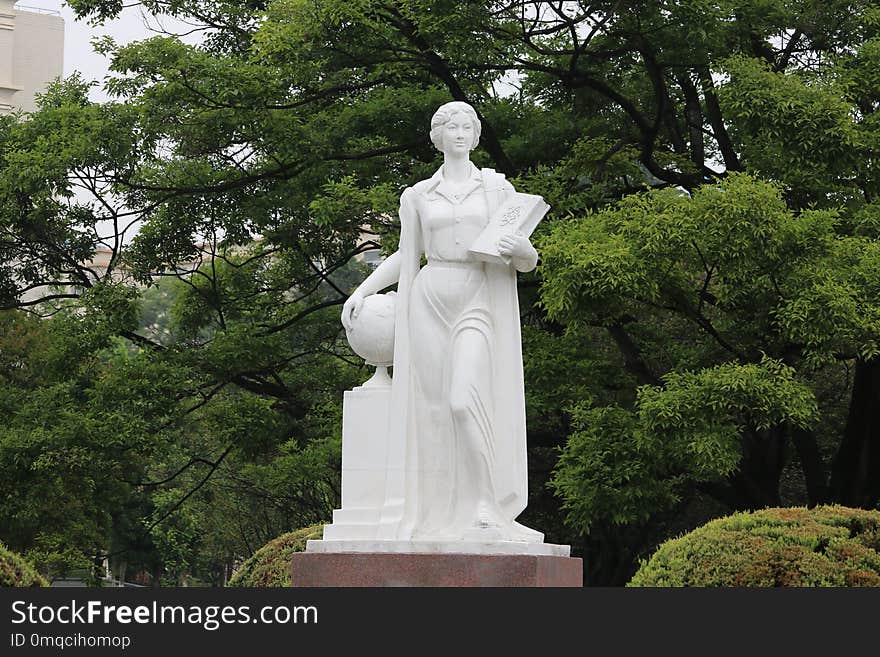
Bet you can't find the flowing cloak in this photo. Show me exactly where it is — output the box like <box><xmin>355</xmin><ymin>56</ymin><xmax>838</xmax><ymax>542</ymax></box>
<box><xmin>377</xmin><ymin>167</ymin><xmax>529</xmax><ymax>540</ymax></box>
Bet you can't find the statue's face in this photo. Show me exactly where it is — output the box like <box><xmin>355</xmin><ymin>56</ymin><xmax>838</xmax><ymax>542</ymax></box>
<box><xmin>440</xmin><ymin>113</ymin><xmax>475</xmax><ymax>155</ymax></box>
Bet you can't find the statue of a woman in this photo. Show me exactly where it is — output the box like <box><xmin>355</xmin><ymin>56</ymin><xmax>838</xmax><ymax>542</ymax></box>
<box><xmin>341</xmin><ymin>101</ymin><xmax>542</xmax><ymax>543</ymax></box>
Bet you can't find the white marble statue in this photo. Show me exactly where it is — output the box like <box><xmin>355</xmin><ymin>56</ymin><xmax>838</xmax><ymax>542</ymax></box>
<box><xmin>310</xmin><ymin>101</ymin><xmax>568</xmax><ymax>556</ymax></box>
<box><xmin>338</xmin><ymin>100</ymin><xmax>546</xmax><ymax>545</ymax></box>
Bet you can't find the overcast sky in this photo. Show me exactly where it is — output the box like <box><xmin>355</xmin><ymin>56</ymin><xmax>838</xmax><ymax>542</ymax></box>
<box><xmin>17</xmin><ymin>1</ymin><xmax>193</xmax><ymax>101</ymax></box>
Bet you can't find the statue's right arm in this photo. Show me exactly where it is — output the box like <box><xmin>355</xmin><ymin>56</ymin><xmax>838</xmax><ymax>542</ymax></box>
<box><xmin>342</xmin><ymin>187</ymin><xmax>418</xmax><ymax>330</ymax></box>
<box><xmin>354</xmin><ymin>250</ymin><xmax>402</xmax><ymax>298</ymax></box>
<box><xmin>341</xmin><ymin>251</ymin><xmax>401</xmax><ymax>331</ymax></box>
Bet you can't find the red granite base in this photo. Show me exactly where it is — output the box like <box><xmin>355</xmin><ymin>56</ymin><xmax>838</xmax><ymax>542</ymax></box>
<box><xmin>290</xmin><ymin>552</ymin><xmax>582</xmax><ymax>587</ymax></box>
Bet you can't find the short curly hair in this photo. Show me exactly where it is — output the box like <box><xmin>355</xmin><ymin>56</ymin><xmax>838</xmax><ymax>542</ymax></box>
<box><xmin>430</xmin><ymin>101</ymin><xmax>481</xmax><ymax>152</ymax></box>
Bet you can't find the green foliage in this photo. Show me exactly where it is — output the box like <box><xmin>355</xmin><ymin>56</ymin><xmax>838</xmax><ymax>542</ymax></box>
<box><xmin>720</xmin><ymin>56</ymin><xmax>861</xmax><ymax>199</ymax></box>
<box><xmin>638</xmin><ymin>357</ymin><xmax>818</xmax><ymax>437</ymax></box>
<box><xmin>522</xmin><ymin>322</ymin><xmax>631</xmax><ymax>438</ymax></box>
<box><xmin>227</xmin><ymin>524</ymin><xmax>323</xmax><ymax>587</ymax></box>
<box><xmin>540</xmin><ymin>167</ymin><xmax>880</xmax><ymax>577</ymax></box>
<box><xmin>551</xmin><ymin>405</ymin><xmax>682</xmax><ymax>531</ymax></box>
<box><xmin>629</xmin><ymin>505</ymin><xmax>880</xmax><ymax>586</ymax></box>
<box><xmin>551</xmin><ymin>357</ymin><xmax>817</xmax><ymax>533</ymax></box>
<box><xmin>0</xmin><ymin>542</ymin><xmax>49</xmax><ymax>587</ymax></box>
<box><xmin>4</xmin><ymin>0</ymin><xmax>880</xmax><ymax>587</ymax></box>
<box><xmin>539</xmin><ymin>173</ymin><xmax>852</xmax><ymax>341</ymax></box>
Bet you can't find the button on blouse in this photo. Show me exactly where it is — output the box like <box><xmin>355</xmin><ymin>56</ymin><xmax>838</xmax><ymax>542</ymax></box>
<box><xmin>416</xmin><ymin>183</ymin><xmax>489</xmax><ymax>263</ymax></box>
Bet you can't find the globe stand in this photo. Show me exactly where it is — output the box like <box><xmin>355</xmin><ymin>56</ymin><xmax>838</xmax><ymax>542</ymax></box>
<box><xmin>361</xmin><ymin>364</ymin><xmax>391</xmax><ymax>389</ymax></box>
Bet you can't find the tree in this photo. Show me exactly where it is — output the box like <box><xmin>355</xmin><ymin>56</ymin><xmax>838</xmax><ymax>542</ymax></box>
<box><xmin>529</xmin><ymin>3</ymin><xmax>880</xmax><ymax>581</ymax></box>
<box><xmin>1</xmin><ymin>0</ymin><xmax>878</xmax><ymax>584</ymax></box>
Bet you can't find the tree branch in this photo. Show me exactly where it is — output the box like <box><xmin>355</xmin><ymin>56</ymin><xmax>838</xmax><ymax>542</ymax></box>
<box><xmin>145</xmin><ymin>444</ymin><xmax>234</xmax><ymax>532</ymax></box>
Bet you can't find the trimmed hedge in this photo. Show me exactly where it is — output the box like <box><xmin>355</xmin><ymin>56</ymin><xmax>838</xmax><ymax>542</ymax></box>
<box><xmin>629</xmin><ymin>505</ymin><xmax>880</xmax><ymax>587</ymax></box>
<box><xmin>227</xmin><ymin>524</ymin><xmax>324</xmax><ymax>587</ymax></box>
<box><xmin>0</xmin><ymin>543</ymin><xmax>49</xmax><ymax>587</ymax></box>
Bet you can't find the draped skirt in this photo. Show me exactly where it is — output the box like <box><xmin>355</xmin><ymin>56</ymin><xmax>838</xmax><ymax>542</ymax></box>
<box><xmin>408</xmin><ymin>259</ymin><xmax>497</xmax><ymax>538</ymax></box>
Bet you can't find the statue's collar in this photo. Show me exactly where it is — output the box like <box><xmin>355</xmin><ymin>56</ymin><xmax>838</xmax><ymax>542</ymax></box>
<box><xmin>426</xmin><ymin>163</ymin><xmax>483</xmax><ymax>205</ymax></box>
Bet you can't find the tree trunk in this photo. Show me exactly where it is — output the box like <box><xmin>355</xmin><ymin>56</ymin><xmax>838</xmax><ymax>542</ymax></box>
<box><xmin>583</xmin><ymin>528</ymin><xmax>639</xmax><ymax>586</ymax></box>
<box><xmin>730</xmin><ymin>427</ymin><xmax>787</xmax><ymax>509</ymax></box>
<box><xmin>698</xmin><ymin>66</ymin><xmax>741</xmax><ymax>171</ymax></box>
<box><xmin>790</xmin><ymin>426</ymin><xmax>828</xmax><ymax>505</ymax></box>
<box><xmin>607</xmin><ymin>321</ymin><xmax>661</xmax><ymax>386</ymax></box>
<box><xmin>116</xmin><ymin>559</ymin><xmax>127</xmax><ymax>587</ymax></box>
<box><xmin>830</xmin><ymin>358</ymin><xmax>880</xmax><ymax>508</ymax></box>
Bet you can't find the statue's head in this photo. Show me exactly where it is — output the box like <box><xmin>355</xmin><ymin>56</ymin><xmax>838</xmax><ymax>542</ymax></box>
<box><xmin>430</xmin><ymin>101</ymin><xmax>481</xmax><ymax>154</ymax></box>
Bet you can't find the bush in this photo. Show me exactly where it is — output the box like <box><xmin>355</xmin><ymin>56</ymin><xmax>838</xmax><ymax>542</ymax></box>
<box><xmin>0</xmin><ymin>542</ymin><xmax>49</xmax><ymax>587</ymax></box>
<box><xmin>25</xmin><ymin>546</ymin><xmax>91</xmax><ymax>582</ymax></box>
<box><xmin>227</xmin><ymin>524</ymin><xmax>324</xmax><ymax>587</ymax></box>
<box><xmin>629</xmin><ymin>505</ymin><xmax>880</xmax><ymax>587</ymax></box>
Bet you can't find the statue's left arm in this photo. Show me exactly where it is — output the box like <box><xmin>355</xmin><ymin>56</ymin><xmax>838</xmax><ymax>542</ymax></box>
<box><xmin>496</xmin><ymin>181</ymin><xmax>539</xmax><ymax>273</ymax></box>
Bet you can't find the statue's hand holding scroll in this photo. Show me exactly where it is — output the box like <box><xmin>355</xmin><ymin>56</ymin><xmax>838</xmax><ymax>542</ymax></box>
<box><xmin>497</xmin><ymin>231</ymin><xmax>538</xmax><ymax>272</ymax></box>
<box><xmin>497</xmin><ymin>231</ymin><xmax>531</xmax><ymax>259</ymax></box>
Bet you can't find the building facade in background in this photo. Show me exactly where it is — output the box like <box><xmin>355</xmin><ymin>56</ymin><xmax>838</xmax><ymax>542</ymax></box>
<box><xmin>0</xmin><ymin>1</ymin><xmax>63</xmax><ymax>114</ymax></box>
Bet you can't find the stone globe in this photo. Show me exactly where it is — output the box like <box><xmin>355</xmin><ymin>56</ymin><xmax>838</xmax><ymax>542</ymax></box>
<box><xmin>345</xmin><ymin>291</ymin><xmax>396</xmax><ymax>366</ymax></box>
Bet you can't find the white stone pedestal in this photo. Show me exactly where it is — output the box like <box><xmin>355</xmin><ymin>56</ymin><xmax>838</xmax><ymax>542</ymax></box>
<box><xmin>321</xmin><ymin>383</ymin><xmax>391</xmax><ymax>540</ymax></box>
